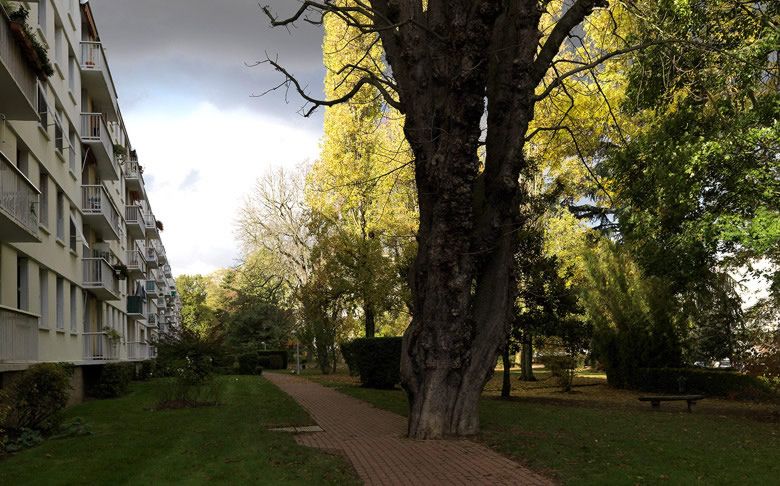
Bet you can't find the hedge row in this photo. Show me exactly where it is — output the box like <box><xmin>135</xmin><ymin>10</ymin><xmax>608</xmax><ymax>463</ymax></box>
<box><xmin>342</xmin><ymin>337</ymin><xmax>402</xmax><ymax>389</ymax></box>
<box><xmin>86</xmin><ymin>363</ymin><xmax>134</xmax><ymax>398</ymax></box>
<box><xmin>632</xmin><ymin>368</ymin><xmax>775</xmax><ymax>399</ymax></box>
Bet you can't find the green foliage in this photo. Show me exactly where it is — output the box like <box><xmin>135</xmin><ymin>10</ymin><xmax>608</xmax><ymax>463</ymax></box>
<box><xmin>0</xmin><ymin>363</ymin><xmax>72</xmax><ymax>436</ymax></box>
<box><xmin>634</xmin><ymin>368</ymin><xmax>775</xmax><ymax>400</ymax></box>
<box><xmin>347</xmin><ymin>337</ymin><xmax>402</xmax><ymax>389</ymax></box>
<box><xmin>87</xmin><ymin>363</ymin><xmax>134</xmax><ymax>399</ymax></box>
<box><xmin>155</xmin><ymin>327</ymin><xmax>224</xmax><ymax>406</ymax></box>
<box><xmin>3</xmin><ymin>4</ymin><xmax>54</xmax><ymax>79</ymax></box>
<box><xmin>539</xmin><ymin>355</ymin><xmax>578</xmax><ymax>392</ymax></box>
<box><xmin>340</xmin><ymin>341</ymin><xmax>360</xmax><ymax>376</ymax></box>
<box><xmin>176</xmin><ymin>274</ymin><xmax>219</xmax><ymax>337</ymax></box>
<box><xmin>581</xmin><ymin>242</ymin><xmax>684</xmax><ymax>387</ymax></box>
<box><xmin>236</xmin><ymin>353</ymin><xmax>263</xmax><ymax>375</ymax></box>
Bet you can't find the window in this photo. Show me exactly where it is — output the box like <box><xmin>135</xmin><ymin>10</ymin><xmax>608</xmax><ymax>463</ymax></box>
<box><xmin>56</xmin><ymin>190</ymin><xmax>64</xmax><ymax>240</ymax></box>
<box><xmin>39</xmin><ymin>269</ymin><xmax>48</xmax><ymax>328</ymax></box>
<box><xmin>54</xmin><ymin>25</ymin><xmax>64</xmax><ymax>68</ymax></box>
<box><xmin>70</xmin><ymin>285</ymin><xmax>78</xmax><ymax>332</ymax></box>
<box><xmin>17</xmin><ymin>257</ymin><xmax>29</xmax><ymax>311</ymax></box>
<box><xmin>69</xmin><ymin>129</ymin><xmax>77</xmax><ymax>173</ymax></box>
<box><xmin>39</xmin><ymin>173</ymin><xmax>49</xmax><ymax>227</ymax></box>
<box><xmin>69</xmin><ymin>215</ymin><xmax>77</xmax><ymax>251</ymax></box>
<box><xmin>37</xmin><ymin>84</ymin><xmax>48</xmax><ymax>130</ymax></box>
<box><xmin>54</xmin><ymin>112</ymin><xmax>64</xmax><ymax>155</ymax></box>
<box><xmin>56</xmin><ymin>277</ymin><xmax>64</xmax><ymax>330</ymax></box>
<box><xmin>68</xmin><ymin>53</ymin><xmax>76</xmax><ymax>89</ymax></box>
<box><xmin>15</xmin><ymin>148</ymin><xmax>29</xmax><ymax>177</ymax></box>
<box><xmin>38</xmin><ymin>0</ymin><xmax>47</xmax><ymax>32</ymax></box>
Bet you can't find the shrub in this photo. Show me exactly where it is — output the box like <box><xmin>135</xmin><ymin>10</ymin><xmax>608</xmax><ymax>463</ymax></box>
<box><xmin>633</xmin><ymin>368</ymin><xmax>776</xmax><ymax>399</ymax></box>
<box><xmin>154</xmin><ymin>328</ymin><xmax>223</xmax><ymax>408</ymax></box>
<box><xmin>87</xmin><ymin>363</ymin><xmax>134</xmax><ymax>399</ymax></box>
<box><xmin>138</xmin><ymin>360</ymin><xmax>156</xmax><ymax>381</ymax></box>
<box><xmin>347</xmin><ymin>337</ymin><xmax>402</xmax><ymax>389</ymax></box>
<box><xmin>237</xmin><ymin>353</ymin><xmax>264</xmax><ymax>375</ymax></box>
<box><xmin>258</xmin><ymin>350</ymin><xmax>288</xmax><ymax>370</ymax></box>
<box><xmin>340</xmin><ymin>341</ymin><xmax>359</xmax><ymax>376</ymax></box>
<box><xmin>0</xmin><ymin>363</ymin><xmax>72</xmax><ymax>435</ymax></box>
<box><xmin>540</xmin><ymin>355</ymin><xmax>578</xmax><ymax>392</ymax></box>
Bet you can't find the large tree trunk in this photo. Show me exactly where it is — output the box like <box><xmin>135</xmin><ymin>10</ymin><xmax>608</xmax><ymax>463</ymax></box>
<box><xmin>520</xmin><ymin>335</ymin><xmax>536</xmax><ymax>381</ymax></box>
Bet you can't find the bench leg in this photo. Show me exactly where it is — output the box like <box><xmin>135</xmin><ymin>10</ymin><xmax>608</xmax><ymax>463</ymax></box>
<box><xmin>687</xmin><ymin>400</ymin><xmax>695</xmax><ymax>413</ymax></box>
<box><xmin>651</xmin><ymin>401</ymin><xmax>660</xmax><ymax>410</ymax></box>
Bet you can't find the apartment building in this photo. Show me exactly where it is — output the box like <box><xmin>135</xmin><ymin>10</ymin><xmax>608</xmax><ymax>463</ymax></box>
<box><xmin>0</xmin><ymin>0</ymin><xmax>181</xmax><ymax>396</ymax></box>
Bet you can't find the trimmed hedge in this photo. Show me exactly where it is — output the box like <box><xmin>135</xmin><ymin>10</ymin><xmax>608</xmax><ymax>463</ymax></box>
<box><xmin>633</xmin><ymin>368</ymin><xmax>775</xmax><ymax>399</ymax></box>
<box><xmin>340</xmin><ymin>341</ymin><xmax>360</xmax><ymax>376</ymax></box>
<box><xmin>86</xmin><ymin>363</ymin><xmax>134</xmax><ymax>398</ymax></box>
<box><xmin>347</xmin><ymin>337</ymin><xmax>402</xmax><ymax>389</ymax></box>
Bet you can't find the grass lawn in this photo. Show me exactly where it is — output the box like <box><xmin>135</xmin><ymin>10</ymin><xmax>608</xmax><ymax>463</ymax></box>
<box><xmin>0</xmin><ymin>375</ymin><xmax>358</xmax><ymax>486</ymax></box>
<box><xmin>311</xmin><ymin>372</ymin><xmax>780</xmax><ymax>485</ymax></box>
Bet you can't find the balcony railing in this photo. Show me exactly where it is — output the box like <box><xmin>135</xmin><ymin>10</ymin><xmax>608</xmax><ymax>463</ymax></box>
<box><xmin>127</xmin><ymin>341</ymin><xmax>149</xmax><ymax>361</ymax></box>
<box><xmin>145</xmin><ymin>279</ymin><xmax>159</xmax><ymax>296</ymax></box>
<box><xmin>0</xmin><ymin>6</ymin><xmax>38</xmax><ymax>120</ymax></box>
<box><xmin>127</xmin><ymin>295</ymin><xmax>145</xmax><ymax>316</ymax></box>
<box><xmin>0</xmin><ymin>151</ymin><xmax>39</xmax><ymax>242</ymax></box>
<box><xmin>80</xmin><ymin>41</ymin><xmax>118</xmax><ymax>106</ymax></box>
<box><xmin>83</xmin><ymin>258</ymin><xmax>119</xmax><ymax>299</ymax></box>
<box><xmin>83</xmin><ymin>332</ymin><xmax>119</xmax><ymax>361</ymax></box>
<box><xmin>0</xmin><ymin>306</ymin><xmax>38</xmax><ymax>362</ymax></box>
<box><xmin>80</xmin><ymin>113</ymin><xmax>118</xmax><ymax>180</ymax></box>
<box><xmin>126</xmin><ymin>248</ymin><xmax>146</xmax><ymax>274</ymax></box>
<box><xmin>125</xmin><ymin>158</ymin><xmax>142</xmax><ymax>183</ymax></box>
<box><xmin>82</xmin><ymin>185</ymin><xmax>120</xmax><ymax>240</ymax></box>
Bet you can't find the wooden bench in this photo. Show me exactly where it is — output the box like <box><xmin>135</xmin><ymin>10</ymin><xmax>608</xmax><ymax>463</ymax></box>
<box><xmin>639</xmin><ymin>395</ymin><xmax>705</xmax><ymax>412</ymax></box>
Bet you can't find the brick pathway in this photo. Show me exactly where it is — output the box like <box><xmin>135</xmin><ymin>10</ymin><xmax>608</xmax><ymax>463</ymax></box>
<box><xmin>265</xmin><ymin>373</ymin><xmax>552</xmax><ymax>486</ymax></box>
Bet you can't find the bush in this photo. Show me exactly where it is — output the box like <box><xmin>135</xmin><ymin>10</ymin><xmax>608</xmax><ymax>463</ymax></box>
<box><xmin>237</xmin><ymin>353</ymin><xmax>264</xmax><ymax>375</ymax></box>
<box><xmin>0</xmin><ymin>363</ymin><xmax>72</xmax><ymax>435</ymax></box>
<box><xmin>540</xmin><ymin>355</ymin><xmax>578</xmax><ymax>391</ymax></box>
<box><xmin>347</xmin><ymin>337</ymin><xmax>402</xmax><ymax>389</ymax></box>
<box><xmin>138</xmin><ymin>360</ymin><xmax>156</xmax><ymax>380</ymax></box>
<box><xmin>633</xmin><ymin>368</ymin><xmax>776</xmax><ymax>399</ymax></box>
<box><xmin>257</xmin><ymin>350</ymin><xmax>287</xmax><ymax>370</ymax></box>
<box><xmin>87</xmin><ymin>363</ymin><xmax>134</xmax><ymax>399</ymax></box>
<box><xmin>154</xmin><ymin>328</ymin><xmax>223</xmax><ymax>408</ymax></box>
<box><xmin>340</xmin><ymin>341</ymin><xmax>359</xmax><ymax>376</ymax></box>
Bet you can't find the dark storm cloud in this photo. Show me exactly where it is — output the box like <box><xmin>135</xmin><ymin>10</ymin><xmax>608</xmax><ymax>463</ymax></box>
<box><xmin>90</xmin><ymin>0</ymin><xmax>325</xmax><ymax>117</ymax></box>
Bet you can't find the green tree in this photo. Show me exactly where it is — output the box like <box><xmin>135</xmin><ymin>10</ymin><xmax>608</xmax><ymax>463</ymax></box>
<box><xmin>176</xmin><ymin>274</ymin><xmax>218</xmax><ymax>337</ymax></box>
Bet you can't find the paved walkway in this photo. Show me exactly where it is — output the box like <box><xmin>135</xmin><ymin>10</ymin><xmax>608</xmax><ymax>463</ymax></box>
<box><xmin>265</xmin><ymin>373</ymin><xmax>552</xmax><ymax>486</ymax></box>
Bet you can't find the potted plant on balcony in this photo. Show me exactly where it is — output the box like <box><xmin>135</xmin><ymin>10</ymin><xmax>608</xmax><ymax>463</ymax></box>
<box><xmin>156</xmin><ymin>220</ymin><xmax>164</xmax><ymax>232</ymax></box>
<box><xmin>4</xmin><ymin>5</ymin><xmax>54</xmax><ymax>80</ymax></box>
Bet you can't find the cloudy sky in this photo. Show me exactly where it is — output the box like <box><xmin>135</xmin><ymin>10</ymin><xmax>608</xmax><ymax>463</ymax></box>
<box><xmin>90</xmin><ymin>0</ymin><xmax>326</xmax><ymax>276</ymax></box>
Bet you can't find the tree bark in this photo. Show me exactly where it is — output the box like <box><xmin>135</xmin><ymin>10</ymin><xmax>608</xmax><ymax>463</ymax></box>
<box><xmin>520</xmin><ymin>336</ymin><xmax>536</xmax><ymax>382</ymax></box>
<box><xmin>501</xmin><ymin>346</ymin><xmax>512</xmax><ymax>399</ymax></box>
<box><xmin>365</xmin><ymin>303</ymin><xmax>376</xmax><ymax>338</ymax></box>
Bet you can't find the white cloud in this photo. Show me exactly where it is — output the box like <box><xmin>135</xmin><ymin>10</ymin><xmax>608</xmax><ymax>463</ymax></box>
<box><xmin>124</xmin><ymin>102</ymin><xmax>321</xmax><ymax>276</ymax></box>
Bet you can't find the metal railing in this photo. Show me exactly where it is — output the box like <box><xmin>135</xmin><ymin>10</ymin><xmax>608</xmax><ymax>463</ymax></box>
<box><xmin>125</xmin><ymin>158</ymin><xmax>141</xmax><ymax>180</ymax></box>
<box><xmin>0</xmin><ymin>151</ymin><xmax>39</xmax><ymax>237</ymax></box>
<box><xmin>145</xmin><ymin>279</ymin><xmax>158</xmax><ymax>295</ymax></box>
<box><xmin>0</xmin><ymin>307</ymin><xmax>39</xmax><ymax>362</ymax></box>
<box><xmin>125</xmin><ymin>204</ymin><xmax>146</xmax><ymax>227</ymax></box>
<box><xmin>144</xmin><ymin>212</ymin><xmax>156</xmax><ymax>231</ymax></box>
<box><xmin>79</xmin><ymin>41</ymin><xmax>118</xmax><ymax>99</ymax></box>
<box><xmin>83</xmin><ymin>332</ymin><xmax>119</xmax><ymax>360</ymax></box>
<box><xmin>126</xmin><ymin>248</ymin><xmax>146</xmax><ymax>273</ymax></box>
<box><xmin>127</xmin><ymin>341</ymin><xmax>149</xmax><ymax>360</ymax></box>
<box><xmin>0</xmin><ymin>6</ymin><xmax>37</xmax><ymax>111</ymax></box>
<box><xmin>81</xmin><ymin>185</ymin><xmax>120</xmax><ymax>236</ymax></box>
<box><xmin>83</xmin><ymin>258</ymin><xmax>118</xmax><ymax>294</ymax></box>
<box><xmin>127</xmin><ymin>295</ymin><xmax>145</xmax><ymax>315</ymax></box>
<box><xmin>80</xmin><ymin>113</ymin><xmax>117</xmax><ymax>173</ymax></box>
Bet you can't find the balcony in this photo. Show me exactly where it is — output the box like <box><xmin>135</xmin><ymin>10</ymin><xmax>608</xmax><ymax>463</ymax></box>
<box><xmin>126</xmin><ymin>248</ymin><xmax>146</xmax><ymax>276</ymax></box>
<box><xmin>79</xmin><ymin>42</ymin><xmax>118</xmax><ymax>119</ymax></box>
<box><xmin>82</xmin><ymin>185</ymin><xmax>120</xmax><ymax>241</ymax></box>
<box><xmin>125</xmin><ymin>205</ymin><xmax>146</xmax><ymax>240</ymax></box>
<box><xmin>83</xmin><ymin>332</ymin><xmax>118</xmax><ymax>361</ymax></box>
<box><xmin>83</xmin><ymin>257</ymin><xmax>120</xmax><ymax>301</ymax></box>
<box><xmin>0</xmin><ymin>151</ymin><xmax>39</xmax><ymax>242</ymax></box>
<box><xmin>127</xmin><ymin>341</ymin><xmax>149</xmax><ymax>361</ymax></box>
<box><xmin>145</xmin><ymin>246</ymin><xmax>159</xmax><ymax>268</ymax></box>
<box><xmin>0</xmin><ymin>306</ymin><xmax>38</xmax><ymax>363</ymax></box>
<box><xmin>144</xmin><ymin>211</ymin><xmax>159</xmax><ymax>237</ymax></box>
<box><xmin>80</xmin><ymin>113</ymin><xmax>119</xmax><ymax>180</ymax></box>
<box><xmin>145</xmin><ymin>279</ymin><xmax>159</xmax><ymax>297</ymax></box>
<box><xmin>163</xmin><ymin>264</ymin><xmax>172</xmax><ymax>278</ymax></box>
<box><xmin>127</xmin><ymin>295</ymin><xmax>145</xmax><ymax>320</ymax></box>
<box><xmin>0</xmin><ymin>7</ymin><xmax>38</xmax><ymax>120</ymax></box>
<box><xmin>124</xmin><ymin>158</ymin><xmax>143</xmax><ymax>191</ymax></box>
